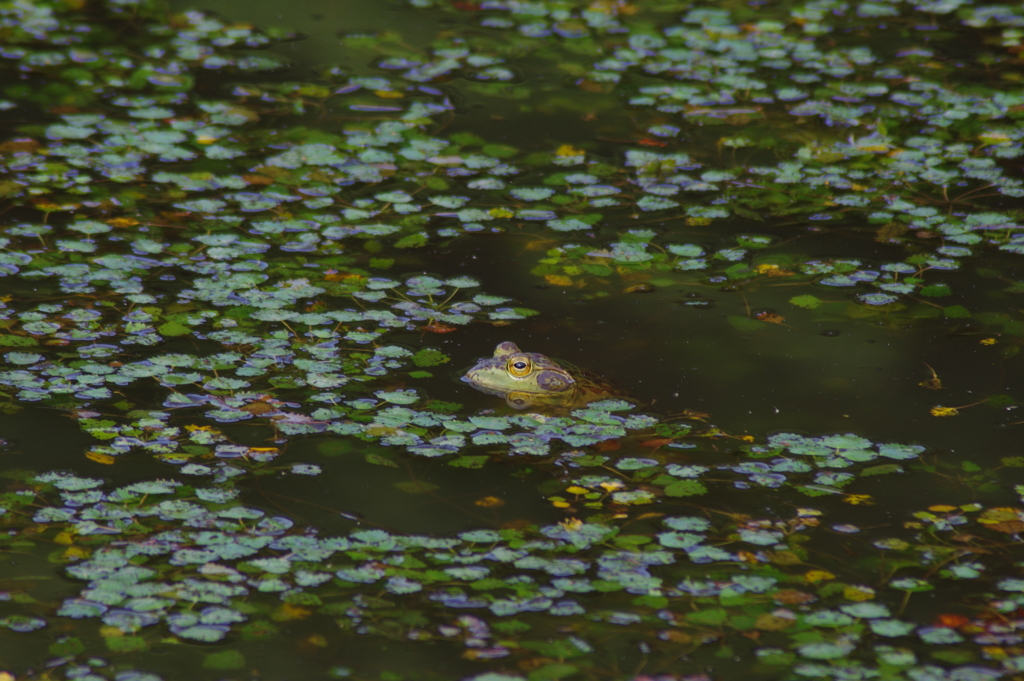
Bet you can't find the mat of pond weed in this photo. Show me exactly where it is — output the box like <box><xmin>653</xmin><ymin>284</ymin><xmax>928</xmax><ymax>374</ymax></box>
<box><xmin>1</xmin><ymin>0</ymin><xmax>1024</xmax><ymax>680</ymax></box>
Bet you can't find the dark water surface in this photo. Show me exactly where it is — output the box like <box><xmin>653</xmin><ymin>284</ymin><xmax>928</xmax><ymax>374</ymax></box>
<box><xmin>3</xmin><ymin>0</ymin><xmax>1024</xmax><ymax>679</ymax></box>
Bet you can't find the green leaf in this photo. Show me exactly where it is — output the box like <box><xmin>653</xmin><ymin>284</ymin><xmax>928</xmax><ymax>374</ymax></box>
<box><xmin>48</xmin><ymin>637</ymin><xmax>86</xmax><ymax>656</ymax></box>
<box><xmin>728</xmin><ymin>316</ymin><xmax>766</xmax><ymax>332</ymax></box>
<box><xmin>482</xmin><ymin>144</ymin><xmax>518</xmax><ymax>159</ymax></box>
<box><xmin>790</xmin><ymin>295</ymin><xmax>822</xmax><ymax>309</ymax></box>
<box><xmin>203</xmin><ymin>650</ymin><xmax>246</xmax><ymax>671</ymax></box>
<box><xmin>685</xmin><ymin>608</ymin><xmax>729</xmax><ymax>626</ymax></box>
<box><xmin>448</xmin><ymin>456</ymin><xmax>488</xmax><ymax>469</ymax></box>
<box><xmin>860</xmin><ymin>464</ymin><xmax>902</xmax><ymax>477</ymax></box>
<box><xmin>920</xmin><ymin>284</ymin><xmax>952</xmax><ymax>297</ymax></box>
<box><xmin>529</xmin><ymin>664</ymin><xmax>578</xmax><ymax>681</ymax></box>
<box><xmin>412</xmin><ymin>348</ymin><xmax>450</xmax><ymax>367</ymax></box>
<box><xmin>665</xmin><ymin>480</ymin><xmax>707</xmax><ymax>497</ymax></box>
<box><xmin>988</xmin><ymin>393</ymin><xmax>1015</xmax><ymax>407</ymax></box>
<box><xmin>395</xmin><ymin>233</ymin><xmax>428</xmax><ymax>249</ymax></box>
<box><xmin>0</xmin><ymin>335</ymin><xmax>39</xmax><ymax>347</ymax></box>
<box><xmin>944</xmin><ymin>305</ymin><xmax>972</xmax><ymax>318</ymax></box>
<box><xmin>158</xmin><ymin>321</ymin><xmax>192</xmax><ymax>336</ymax></box>
<box><xmin>365</xmin><ymin>453</ymin><xmax>399</xmax><ymax>467</ymax></box>
<box><xmin>104</xmin><ymin>635</ymin><xmax>148</xmax><ymax>653</ymax></box>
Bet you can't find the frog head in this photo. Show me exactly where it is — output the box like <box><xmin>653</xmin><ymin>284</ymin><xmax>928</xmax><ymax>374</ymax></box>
<box><xmin>461</xmin><ymin>342</ymin><xmax>577</xmax><ymax>408</ymax></box>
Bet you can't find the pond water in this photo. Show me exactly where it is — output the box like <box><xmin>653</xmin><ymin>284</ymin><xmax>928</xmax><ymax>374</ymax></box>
<box><xmin>2</xmin><ymin>0</ymin><xmax>1024</xmax><ymax>680</ymax></box>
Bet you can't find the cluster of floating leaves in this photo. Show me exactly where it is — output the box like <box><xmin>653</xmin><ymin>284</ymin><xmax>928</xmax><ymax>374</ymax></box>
<box><xmin>0</xmin><ymin>0</ymin><xmax>1023</xmax><ymax>679</ymax></box>
<box><xmin>375</xmin><ymin>0</ymin><xmax>1024</xmax><ymax>331</ymax></box>
<box><xmin>547</xmin><ymin>432</ymin><xmax>924</xmax><ymax>510</ymax></box>
<box><xmin>2</xmin><ymin>0</ymin><xmax>1023</xmax><ymax>338</ymax></box>
<box><xmin>4</xmin><ymin>452</ymin><xmax>1024</xmax><ymax>681</ymax></box>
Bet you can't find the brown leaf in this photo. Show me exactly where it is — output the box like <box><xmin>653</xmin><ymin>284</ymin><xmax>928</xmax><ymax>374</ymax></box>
<box><xmin>421</xmin><ymin>323</ymin><xmax>458</xmax><ymax>334</ymax></box>
<box><xmin>755</xmin><ymin>613</ymin><xmax>796</xmax><ymax>631</ymax></box>
<box><xmin>755</xmin><ymin>311</ymin><xmax>786</xmax><ymax>324</ymax></box>
<box><xmin>765</xmin><ymin>550</ymin><xmax>802</xmax><ymax>565</ymax></box>
<box><xmin>986</xmin><ymin>520</ymin><xmax>1024</xmax><ymax>534</ymax></box>
<box><xmin>640</xmin><ymin>438</ymin><xmax>674</xmax><ymax>448</ymax></box>
<box><xmin>658</xmin><ymin>630</ymin><xmax>692</xmax><ymax>644</ymax></box>
<box><xmin>772</xmin><ymin>590</ymin><xmax>817</xmax><ymax>605</ymax></box>
<box><xmin>0</xmin><ymin>139</ymin><xmax>41</xmax><ymax>154</ymax></box>
<box><xmin>876</xmin><ymin>221</ymin><xmax>908</xmax><ymax>242</ymax></box>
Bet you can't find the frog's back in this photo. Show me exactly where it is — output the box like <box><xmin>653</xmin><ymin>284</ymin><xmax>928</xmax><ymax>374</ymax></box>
<box><xmin>551</xmin><ymin>360</ymin><xmax>625</xmax><ymax>407</ymax></box>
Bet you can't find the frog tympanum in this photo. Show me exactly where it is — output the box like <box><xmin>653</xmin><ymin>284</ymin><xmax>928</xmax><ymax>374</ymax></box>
<box><xmin>461</xmin><ymin>341</ymin><xmax>624</xmax><ymax>411</ymax></box>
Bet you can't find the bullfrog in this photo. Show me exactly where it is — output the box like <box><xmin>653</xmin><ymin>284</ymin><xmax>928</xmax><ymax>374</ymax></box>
<box><xmin>461</xmin><ymin>341</ymin><xmax>626</xmax><ymax>411</ymax></box>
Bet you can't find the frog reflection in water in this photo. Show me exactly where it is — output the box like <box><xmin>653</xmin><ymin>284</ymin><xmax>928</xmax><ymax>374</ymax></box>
<box><xmin>461</xmin><ymin>341</ymin><xmax>626</xmax><ymax>411</ymax></box>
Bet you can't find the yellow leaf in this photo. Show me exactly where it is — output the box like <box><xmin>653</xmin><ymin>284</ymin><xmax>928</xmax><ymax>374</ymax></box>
<box><xmin>62</xmin><ymin>545</ymin><xmax>90</xmax><ymax>561</ymax></box>
<box><xmin>685</xmin><ymin>217</ymin><xmax>712</xmax><ymax>226</ymax></box>
<box><xmin>978</xmin><ymin>507</ymin><xmax>1022</xmax><ymax>524</ymax></box>
<box><xmin>559</xmin><ymin>517</ymin><xmax>583</xmax><ymax>531</ymax></box>
<box><xmin>804</xmin><ymin>569</ymin><xmax>835</xmax><ymax>583</ymax></box>
<box><xmin>474</xmin><ymin>496</ymin><xmax>504</xmax><ymax>508</ymax></box>
<box><xmin>544</xmin><ymin>274</ymin><xmax>574</xmax><ymax>287</ymax></box>
<box><xmin>980</xmin><ymin>132</ymin><xmax>1012</xmax><ymax>144</ymax></box>
<box><xmin>844</xmin><ymin>494</ymin><xmax>874</xmax><ymax>505</ymax></box>
<box><xmin>54</xmin><ymin>531</ymin><xmax>75</xmax><ymax>545</ymax></box>
<box><xmin>106</xmin><ymin>217</ymin><xmax>139</xmax><ymax>228</ymax></box>
<box><xmin>100</xmin><ymin>625</ymin><xmax>125</xmax><ymax>638</ymax></box>
<box><xmin>736</xmin><ymin>551</ymin><xmax>761</xmax><ymax>564</ymax></box>
<box><xmin>980</xmin><ymin>338</ymin><xmax>997</xmax><ymax>345</ymax></box>
<box><xmin>551</xmin><ymin>500</ymin><xmax>572</xmax><ymax>508</ymax></box>
<box><xmin>928</xmin><ymin>504</ymin><xmax>958</xmax><ymax>512</ymax></box>
<box><xmin>565</xmin><ymin>486</ymin><xmax>589</xmax><ymax>494</ymax></box>
<box><xmin>930</xmin><ymin>406</ymin><xmax>958</xmax><ymax>417</ymax></box>
<box><xmin>555</xmin><ymin>144</ymin><xmax>585</xmax><ymax>157</ymax></box>
<box><xmin>195</xmin><ymin>134</ymin><xmax>217</xmax><ymax>145</ymax></box>
<box><xmin>488</xmin><ymin>207</ymin><xmax>514</xmax><ymax>218</ymax></box>
<box><xmin>86</xmin><ymin>451</ymin><xmax>116</xmax><ymax>465</ymax></box>
<box><xmin>598</xmin><ymin>481</ymin><xmax>624</xmax><ymax>491</ymax></box>
<box><xmin>843</xmin><ymin>585</ymin><xmax>875</xmax><ymax>601</ymax></box>
<box><xmin>375</xmin><ymin>90</ymin><xmax>404</xmax><ymax>99</ymax></box>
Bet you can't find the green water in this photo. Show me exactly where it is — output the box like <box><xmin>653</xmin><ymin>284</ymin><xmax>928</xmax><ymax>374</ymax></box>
<box><xmin>1</xmin><ymin>0</ymin><xmax>1024</xmax><ymax>679</ymax></box>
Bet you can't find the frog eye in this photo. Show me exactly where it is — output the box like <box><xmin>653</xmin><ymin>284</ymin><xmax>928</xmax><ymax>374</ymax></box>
<box><xmin>507</xmin><ymin>356</ymin><xmax>532</xmax><ymax>378</ymax></box>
